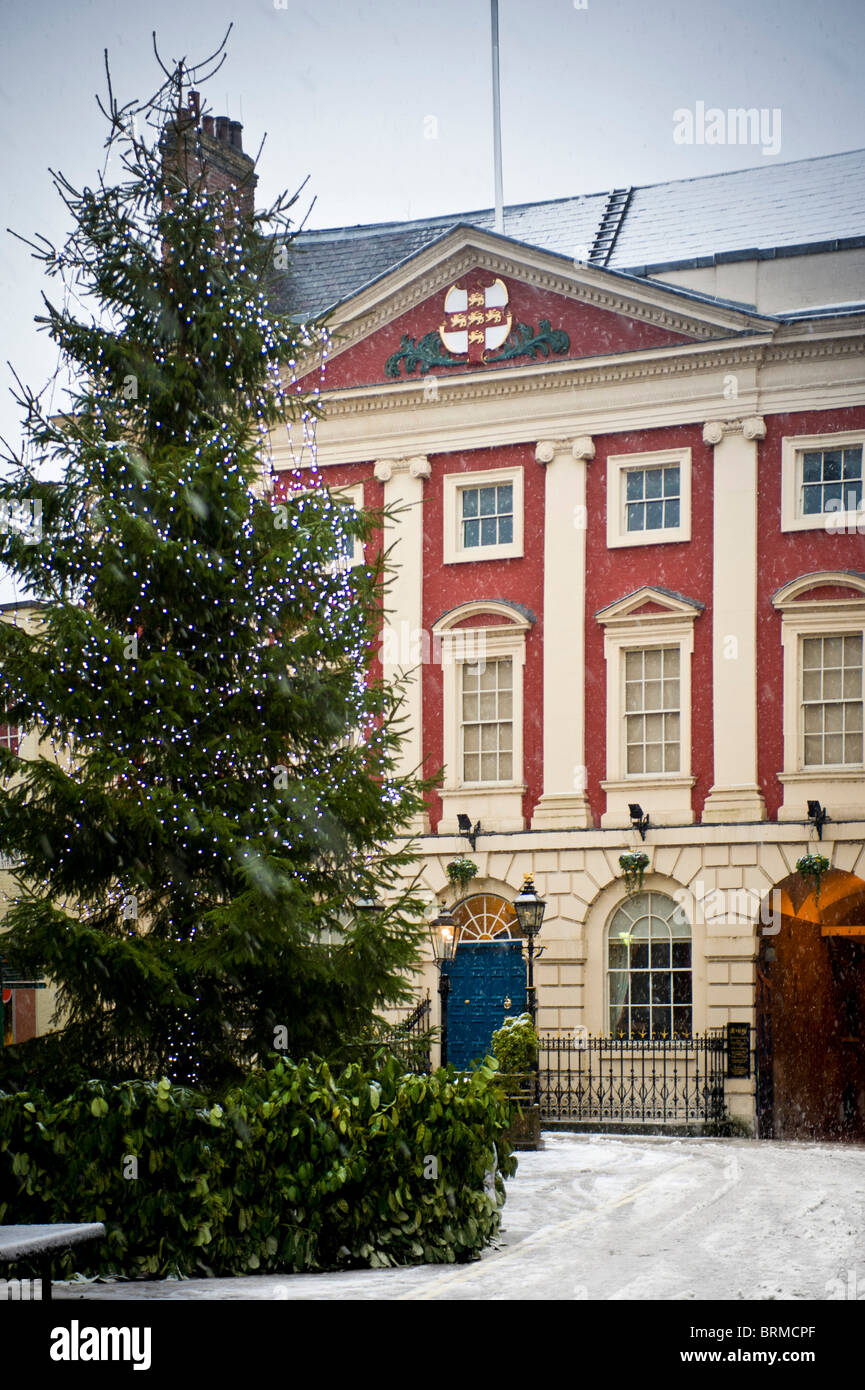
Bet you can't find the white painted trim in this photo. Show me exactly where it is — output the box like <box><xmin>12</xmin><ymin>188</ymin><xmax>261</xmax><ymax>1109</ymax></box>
<box><xmin>606</xmin><ymin>447</ymin><xmax>691</xmax><ymax>548</ymax></box>
<box><xmin>599</xmin><ymin>614</ymin><xmax>698</xmax><ymax>826</ymax></box>
<box><xmin>596</xmin><ymin>586</ymin><xmax>703</xmax><ymax>627</ymax></box>
<box><xmin>270</xmin><ymin>331</ymin><xmax>865</xmax><ymax>470</ymax></box>
<box><xmin>771</xmin><ymin>571</ymin><xmax>865</xmax><ymax>608</ymax></box>
<box><xmin>777</xmin><ymin>597</ymin><xmax>865</xmax><ymax>819</ymax></box>
<box><xmin>442</xmin><ymin>465</ymin><xmax>523</xmax><ymax>564</ymax></box>
<box><xmin>532</xmin><ymin>438</ymin><xmax>593</xmax><ymax>829</ymax></box>
<box><xmin>435</xmin><ymin>612</ymin><xmax>529</xmax><ymax>832</ymax></box>
<box><xmin>780</xmin><ymin>429</ymin><xmax>865</xmax><ymax>533</ymax></box>
<box><xmin>316</xmin><ymin>226</ymin><xmax>771</xmax><ymax>354</ymax></box>
<box><xmin>431</xmin><ymin>599</ymin><xmax>532</xmax><ymax>635</ymax></box>
<box><xmin>376</xmin><ymin>460</ymin><xmax>430</xmax><ymax>832</ymax></box>
<box><xmin>702</xmin><ymin>422</ymin><xmax>766</xmax><ymax>823</ymax></box>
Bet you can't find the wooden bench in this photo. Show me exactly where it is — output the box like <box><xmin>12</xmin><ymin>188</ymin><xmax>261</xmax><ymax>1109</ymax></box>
<box><xmin>0</xmin><ymin>1223</ymin><xmax>106</xmax><ymax>1300</ymax></box>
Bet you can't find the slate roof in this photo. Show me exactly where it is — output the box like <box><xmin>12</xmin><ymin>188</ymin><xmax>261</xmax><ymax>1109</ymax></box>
<box><xmin>269</xmin><ymin>149</ymin><xmax>865</xmax><ymax>318</ymax></box>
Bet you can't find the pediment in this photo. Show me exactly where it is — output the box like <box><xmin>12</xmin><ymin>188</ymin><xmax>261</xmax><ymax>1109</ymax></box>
<box><xmin>595</xmin><ymin>586</ymin><xmax>705</xmax><ymax>627</ymax></box>
<box><xmin>310</xmin><ymin>226</ymin><xmax>769</xmax><ymax>392</ymax></box>
<box><xmin>432</xmin><ymin>599</ymin><xmax>535</xmax><ymax>634</ymax></box>
<box><xmin>772</xmin><ymin>571</ymin><xmax>865</xmax><ymax>610</ymax></box>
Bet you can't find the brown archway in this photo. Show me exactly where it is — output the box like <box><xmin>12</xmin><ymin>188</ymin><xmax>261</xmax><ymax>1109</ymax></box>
<box><xmin>758</xmin><ymin>868</ymin><xmax>865</xmax><ymax>1140</ymax></box>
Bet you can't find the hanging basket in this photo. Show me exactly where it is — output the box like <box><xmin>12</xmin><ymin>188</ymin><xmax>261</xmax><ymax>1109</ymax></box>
<box><xmin>618</xmin><ymin>851</ymin><xmax>650</xmax><ymax>896</ymax></box>
<box><xmin>795</xmin><ymin>853</ymin><xmax>831</xmax><ymax>902</ymax></box>
<box><xmin>446</xmin><ymin>857</ymin><xmax>478</xmax><ymax>889</ymax></box>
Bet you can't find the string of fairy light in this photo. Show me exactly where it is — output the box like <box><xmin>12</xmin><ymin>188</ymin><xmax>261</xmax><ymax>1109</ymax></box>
<box><xmin>0</xmin><ymin>88</ymin><xmax>408</xmax><ymax>1080</ymax></box>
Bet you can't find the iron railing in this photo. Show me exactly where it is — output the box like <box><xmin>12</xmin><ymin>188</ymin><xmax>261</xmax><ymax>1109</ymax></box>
<box><xmin>537</xmin><ymin>1031</ymin><xmax>728</xmax><ymax>1125</ymax></box>
<box><xmin>385</xmin><ymin>995</ymin><xmax>432</xmax><ymax>1073</ymax></box>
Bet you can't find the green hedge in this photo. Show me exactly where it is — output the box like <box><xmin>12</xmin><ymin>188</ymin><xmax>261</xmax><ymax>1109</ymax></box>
<box><xmin>0</xmin><ymin>1054</ymin><xmax>517</xmax><ymax>1279</ymax></box>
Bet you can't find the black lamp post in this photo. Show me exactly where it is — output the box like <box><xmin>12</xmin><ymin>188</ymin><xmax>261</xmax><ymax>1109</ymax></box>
<box><xmin>429</xmin><ymin>906</ymin><xmax>461</xmax><ymax>1067</ymax></box>
<box><xmin>513</xmin><ymin>873</ymin><xmax>546</xmax><ymax>1032</ymax></box>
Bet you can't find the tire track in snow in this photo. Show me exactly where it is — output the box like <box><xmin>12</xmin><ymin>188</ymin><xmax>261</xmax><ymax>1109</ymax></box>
<box><xmin>399</xmin><ymin>1157</ymin><xmax>693</xmax><ymax>1300</ymax></box>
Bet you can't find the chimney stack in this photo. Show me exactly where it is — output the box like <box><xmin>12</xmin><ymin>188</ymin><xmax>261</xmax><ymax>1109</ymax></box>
<box><xmin>160</xmin><ymin>89</ymin><xmax>257</xmax><ymax>222</ymax></box>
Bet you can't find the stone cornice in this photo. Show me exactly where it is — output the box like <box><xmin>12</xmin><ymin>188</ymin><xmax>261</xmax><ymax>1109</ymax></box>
<box><xmin>312</xmin><ymin>338</ymin><xmax>777</xmax><ymax>420</ymax></box>
<box><xmin>311</xmin><ymin>329</ymin><xmax>865</xmax><ymax>423</ymax></box>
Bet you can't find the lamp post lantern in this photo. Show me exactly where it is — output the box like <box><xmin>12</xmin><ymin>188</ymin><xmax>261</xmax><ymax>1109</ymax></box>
<box><xmin>513</xmin><ymin>873</ymin><xmax>546</xmax><ymax>1032</ymax></box>
<box><xmin>429</xmin><ymin>906</ymin><xmax>461</xmax><ymax>1067</ymax></box>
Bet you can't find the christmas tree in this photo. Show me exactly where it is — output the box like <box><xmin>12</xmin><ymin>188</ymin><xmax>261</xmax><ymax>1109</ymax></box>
<box><xmin>0</xmin><ymin>39</ymin><xmax>429</xmax><ymax>1088</ymax></box>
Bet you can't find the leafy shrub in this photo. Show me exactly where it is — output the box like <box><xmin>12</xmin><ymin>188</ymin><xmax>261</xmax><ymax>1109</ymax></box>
<box><xmin>0</xmin><ymin>1054</ymin><xmax>516</xmax><ymax>1279</ymax></box>
<box><xmin>491</xmin><ymin>1014</ymin><xmax>538</xmax><ymax>1096</ymax></box>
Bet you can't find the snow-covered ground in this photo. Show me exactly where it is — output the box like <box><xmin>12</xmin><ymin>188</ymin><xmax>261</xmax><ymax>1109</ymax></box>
<box><xmin>54</xmin><ymin>1131</ymin><xmax>865</xmax><ymax>1301</ymax></box>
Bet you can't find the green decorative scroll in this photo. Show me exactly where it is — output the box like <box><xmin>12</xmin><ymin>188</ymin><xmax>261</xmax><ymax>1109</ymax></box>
<box><xmin>385</xmin><ymin>333</ymin><xmax>461</xmax><ymax>377</ymax></box>
<box><xmin>486</xmin><ymin>319</ymin><xmax>570</xmax><ymax>363</ymax></box>
<box><xmin>384</xmin><ymin>320</ymin><xmax>570</xmax><ymax>378</ymax></box>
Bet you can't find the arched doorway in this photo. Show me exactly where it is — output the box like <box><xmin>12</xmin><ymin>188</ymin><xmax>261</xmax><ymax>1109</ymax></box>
<box><xmin>445</xmin><ymin>894</ymin><xmax>527</xmax><ymax>1069</ymax></box>
<box><xmin>757</xmin><ymin>869</ymin><xmax>865</xmax><ymax>1140</ymax></box>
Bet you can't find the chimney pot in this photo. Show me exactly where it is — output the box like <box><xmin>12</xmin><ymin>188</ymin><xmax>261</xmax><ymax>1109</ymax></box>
<box><xmin>229</xmin><ymin>120</ymin><xmax>243</xmax><ymax>151</ymax></box>
<box><xmin>215</xmin><ymin>116</ymin><xmax>230</xmax><ymax>143</ymax></box>
<box><xmin>202</xmin><ymin>115</ymin><xmax>214</xmax><ymax>137</ymax></box>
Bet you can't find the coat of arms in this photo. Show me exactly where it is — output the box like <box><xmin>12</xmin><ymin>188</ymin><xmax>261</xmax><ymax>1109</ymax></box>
<box><xmin>384</xmin><ymin>272</ymin><xmax>570</xmax><ymax>378</ymax></box>
<box><xmin>438</xmin><ymin>276</ymin><xmax>512</xmax><ymax>363</ymax></box>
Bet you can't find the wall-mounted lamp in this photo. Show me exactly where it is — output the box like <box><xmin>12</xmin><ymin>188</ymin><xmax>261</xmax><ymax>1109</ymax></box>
<box><xmin>807</xmin><ymin>800</ymin><xmax>829</xmax><ymax>841</ymax></box>
<box><xmin>457</xmin><ymin>813</ymin><xmax>481</xmax><ymax>851</ymax></box>
<box><xmin>629</xmin><ymin>804</ymin><xmax>650</xmax><ymax>841</ymax></box>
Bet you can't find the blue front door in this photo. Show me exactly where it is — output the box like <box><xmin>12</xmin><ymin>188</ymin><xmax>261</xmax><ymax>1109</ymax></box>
<box><xmin>445</xmin><ymin>941</ymin><xmax>527</xmax><ymax>1069</ymax></box>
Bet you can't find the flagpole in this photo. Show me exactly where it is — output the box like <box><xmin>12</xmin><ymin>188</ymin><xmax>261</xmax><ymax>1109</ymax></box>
<box><xmin>490</xmin><ymin>0</ymin><xmax>504</xmax><ymax>234</ymax></box>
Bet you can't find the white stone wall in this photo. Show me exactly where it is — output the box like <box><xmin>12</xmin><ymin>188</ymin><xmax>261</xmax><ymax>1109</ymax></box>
<box><xmin>399</xmin><ymin>823</ymin><xmax>865</xmax><ymax>1129</ymax></box>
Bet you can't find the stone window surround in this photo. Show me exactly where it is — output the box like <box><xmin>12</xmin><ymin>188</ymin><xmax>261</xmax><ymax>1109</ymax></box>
<box><xmin>596</xmin><ymin>589</ymin><xmax>702</xmax><ymax>827</ymax></box>
<box><xmin>431</xmin><ymin>600</ymin><xmax>532</xmax><ymax>833</ymax></box>
<box><xmin>442</xmin><ymin>464</ymin><xmax>524</xmax><ymax>564</ymax></box>
<box><xmin>773</xmin><ymin>571</ymin><xmax>865</xmax><ymax>820</ymax></box>
<box><xmin>780</xmin><ymin>429</ymin><xmax>865</xmax><ymax>533</ymax></box>
<box><xmin>606</xmin><ymin>446</ymin><xmax>692</xmax><ymax>549</ymax></box>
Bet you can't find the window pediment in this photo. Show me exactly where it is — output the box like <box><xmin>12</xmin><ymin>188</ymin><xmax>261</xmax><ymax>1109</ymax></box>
<box><xmin>432</xmin><ymin>599</ymin><xmax>534</xmax><ymax>635</ymax></box>
<box><xmin>772</xmin><ymin>571</ymin><xmax>865</xmax><ymax>612</ymax></box>
<box><xmin>595</xmin><ymin>586</ymin><xmax>704</xmax><ymax>629</ymax></box>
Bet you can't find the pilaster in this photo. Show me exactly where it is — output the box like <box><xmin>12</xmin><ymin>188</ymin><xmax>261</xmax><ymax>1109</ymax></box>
<box><xmin>531</xmin><ymin>436</ymin><xmax>594</xmax><ymax>829</ymax></box>
<box><xmin>374</xmin><ymin>455</ymin><xmax>431</xmax><ymax>833</ymax></box>
<box><xmin>701</xmin><ymin>418</ymin><xmax>767</xmax><ymax>823</ymax></box>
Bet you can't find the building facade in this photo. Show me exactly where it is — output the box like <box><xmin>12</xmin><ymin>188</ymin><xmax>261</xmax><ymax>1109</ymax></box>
<box><xmin>4</xmin><ymin>106</ymin><xmax>864</xmax><ymax>1139</ymax></box>
<box><xmin>267</xmin><ymin>149</ymin><xmax>865</xmax><ymax>1139</ymax></box>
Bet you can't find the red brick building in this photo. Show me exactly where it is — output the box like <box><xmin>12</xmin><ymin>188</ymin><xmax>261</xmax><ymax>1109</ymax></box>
<box><xmin>266</xmin><ymin>147</ymin><xmax>865</xmax><ymax>1138</ymax></box>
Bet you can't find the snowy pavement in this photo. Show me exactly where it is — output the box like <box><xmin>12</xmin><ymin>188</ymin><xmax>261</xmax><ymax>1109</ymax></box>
<box><xmin>53</xmin><ymin>1131</ymin><xmax>865</xmax><ymax>1301</ymax></box>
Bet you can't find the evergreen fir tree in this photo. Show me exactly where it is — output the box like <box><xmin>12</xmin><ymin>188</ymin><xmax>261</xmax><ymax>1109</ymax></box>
<box><xmin>0</xmin><ymin>41</ymin><xmax>429</xmax><ymax>1088</ymax></box>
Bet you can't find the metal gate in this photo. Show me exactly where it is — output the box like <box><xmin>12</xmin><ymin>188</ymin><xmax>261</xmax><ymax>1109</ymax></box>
<box><xmin>538</xmin><ymin>1031</ymin><xmax>728</xmax><ymax>1125</ymax></box>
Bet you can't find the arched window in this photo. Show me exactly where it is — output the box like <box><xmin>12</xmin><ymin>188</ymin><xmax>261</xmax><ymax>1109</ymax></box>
<box><xmin>453</xmin><ymin>893</ymin><xmax>517</xmax><ymax>942</ymax></box>
<box><xmin>606</xmin><ymin>891</ymin><xmax>691</xmax><ymax>1038</ymax></box>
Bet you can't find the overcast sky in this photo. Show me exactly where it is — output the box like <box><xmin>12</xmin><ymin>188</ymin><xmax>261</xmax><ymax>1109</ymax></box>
<box><xmin>1</xmin><ymin>0</ymin><xmax>864</xmax><ymax>453</ymax></box>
